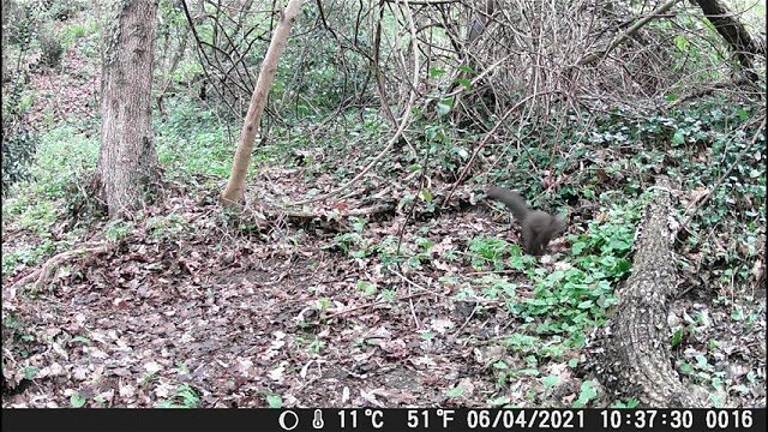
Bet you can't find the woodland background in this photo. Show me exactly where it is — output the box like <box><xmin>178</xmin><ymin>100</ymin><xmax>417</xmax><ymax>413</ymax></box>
<box><xmin>1</xmin><ymin>0</ymin><xmax>766</xmax><ymax>408</ymax></box>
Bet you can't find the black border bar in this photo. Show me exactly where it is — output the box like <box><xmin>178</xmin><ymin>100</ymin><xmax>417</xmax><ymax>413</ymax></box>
<box><xmin>2</xmin><ymin>408</ymin><xmax>766</xmax><ymax>432</ymax></box>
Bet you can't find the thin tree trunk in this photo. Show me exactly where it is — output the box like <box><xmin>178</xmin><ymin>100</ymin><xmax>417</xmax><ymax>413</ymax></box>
<box><xmin>1</xmin><ymin>0</ymin><xmax>7</xmax><ymax>83</ymax></box>
<box><xmin>98</xmin><ymin>0</ymin><xmax>159</xmax><ymax>218</ymax></box>
<box><xmin>220</xmin><ymin>0</ymin><xmax>304</xmax><ymax>206</ymax></box>
<box><xmin>693</xmin><ymin>0</ymin><xmax>763</xmax><ymax>82</ymax></box>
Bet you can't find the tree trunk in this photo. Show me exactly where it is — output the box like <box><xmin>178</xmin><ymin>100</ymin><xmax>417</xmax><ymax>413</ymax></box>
<box><xmin>693</xmin><ymin>0</ymin><xmax>763</xmax><ymax>82</ymax></box>
<box><xmin>220</xmin><ymin>0</ymin><xmax>304</xmax><ymax>206</ymax></box>
<box><xmin>97</xmin><ymin>0</ymin><xmax>159</xmax><ymax>218</ymax></box>
<box><xmin>1</xmin><ymin>0</ymin><xmax>10</xmax><ymax>83</ymax></box>
<box><xmin>586</xmin><ymin>177</ymin><xmax>705</xmax><ymax>407</ymax></box>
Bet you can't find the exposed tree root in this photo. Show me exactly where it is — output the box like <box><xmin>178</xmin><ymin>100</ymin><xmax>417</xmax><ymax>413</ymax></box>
<box><xmin>9</xmin><ymin>243</ymin><xmax>109</xmax><ymax>297</ymax></box>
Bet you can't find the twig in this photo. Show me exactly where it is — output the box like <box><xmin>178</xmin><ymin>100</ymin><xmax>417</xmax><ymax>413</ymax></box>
<box><xmin>453</xmin><ymin>304</ymin><xmax>478</xmax><ymax>335</ymax></box>
<box><xmin>577</xmin><ymin>0</ymin><xmax>683</xmax><ymax>66</ymax></box>
<box><xmin>441</xmin><ymin>91</ymin><xmax>550</xmax><ymax>207</ymax></box>
<box><xmin>324</xmin><ymin>291</ymin><xmax>429</xmax><ymax>320</ymax></box>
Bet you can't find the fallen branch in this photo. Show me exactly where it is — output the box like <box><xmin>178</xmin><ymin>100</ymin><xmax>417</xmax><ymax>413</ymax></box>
<box><xmin>586</xmin><ymin>176</ymin><xmax>705</xmax><ymax>407</ymax></box>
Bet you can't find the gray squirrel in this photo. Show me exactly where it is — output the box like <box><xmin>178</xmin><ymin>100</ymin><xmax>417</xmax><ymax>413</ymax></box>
<box><xmin>486</xmin><ymin>186</ymin><xmax>565</xmax><ymax>255</ymax></box>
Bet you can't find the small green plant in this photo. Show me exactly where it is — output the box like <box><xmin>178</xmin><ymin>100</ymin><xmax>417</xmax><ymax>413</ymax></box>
<box><xmin>156</xmin><ymin>384</ymin><xmax>200</xmax><ymax>408</ymax></box>
<box><xmin>60</xmin><ymin>16</ymin><xmax>99</xmax><ymax>48</ymax></box>
<box><xmin>332</xmin><ymin>232</ymin><xmax>369</xmax><ymax>258</ymax></box>
<box><xmin>573</xmin><ymin>380</ymin><xmax>598</xmax><ymax>408</ymax></box>
<box><xmin>315</xmin><ymin>297</ymin><xmax>332</xmax><ymax>311</ymax></box>
<box><xmin>146</xmin><ymin>214</ymin><xmax>189</xmax><ymax>240</ymax></box>
<box><xmin>445</xmin><ymin>385</ymin><xmax>465</xmax><ymax>399</ymax></box>
<box><xmin>70</xmin><ymin>392</ymin><xmax>87</xmax><ymax>408</ymax></box>
<box><xmin>356</xmin><ymin>280</ymin><xmax>377</xmax><ymax>296</ymax></box>
<box><xmin>37</xmin><ymin>28</ymin><xmax>63</xmax><ymax>68</ymax></box>
<box><xmin>105</xmin><ymin>220</ymin><xmax>134</xmax><ymax>242</ymax></box>
<box><xmin>468</xmin><ymin>236</ymin><xmax>510</xmax><ymax>270</ymax></box>
<box><xmin>307</xmin><ymin>337</ymin><xmax>326</xmax><ymax>355</ymax></box>
<box><xmin>610</xmin><ymin>398</ymin><xmax>640</xmax><ymax>408</ymax></box>
<box><xmin>265</xmin><ymin>394</ymin><xmax>283</xmax><ymax>408</ymax></box>
<box><xmin>381</xmin><ymin>288</ymin><xmax>397</xmax><ymax>302</ymax></box>
<box><xmin>2</xmin><ymin>240</ymin><xmax>56</xmax><ymax>277</ymax></box>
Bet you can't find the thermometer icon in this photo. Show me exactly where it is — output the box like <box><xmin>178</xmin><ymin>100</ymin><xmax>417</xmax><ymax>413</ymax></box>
<box><xmin>312</xmin><ymin>409</ymin><xmax>325</xmax><ymax>429</ymax></box>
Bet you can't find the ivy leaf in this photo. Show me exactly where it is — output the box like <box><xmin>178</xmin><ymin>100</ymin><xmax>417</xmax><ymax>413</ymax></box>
<box><xmin>455</xmin><ymin>78</ymin><xmax>472</xmax><ymax>90</ymax></box>
<box><xmin>446</xmin><ymin>386</ymin><xmax>465</xmax><ymax>398</ymax></box>
<box><xmin>436</xmin><ymin>98</ymin><xmax>454</xmax><ymax>117</ymax></box>
<box><xmin>542</xmin><ymin>375</ymin><xmax>560</xmax><ymax>389</ymax></box>
<box><xmin>674</xmin><ymin>35</ymin><xmax>689</xmax><ymax>52</ymax></box>
<box><xmin>672</xmin><ymin>129</ymin><xmax>686</xmax><ymax>146</ymax></box>
<box><xmin>70</xmin><ymin>393</ymin><xmax>86</xmax><ymax>408</ymax></box>
<box><xmin>671</xmin><ymin>328</ymin><xmax>684</xmax><ymax>349</ymax></box>
<box><xmin>573</xmin><ymin>380</ymin><xmax>598</xmax><ymax>407</ymax></box>
<box><xmin>429</xmin><ymin>67</ymin><xmax>446</xmax><ymax>78</ymax></box>
<box><xmin>266</xmin><ymin>394</ymin><xmax>283</xmax><ymax>408</ymax></box>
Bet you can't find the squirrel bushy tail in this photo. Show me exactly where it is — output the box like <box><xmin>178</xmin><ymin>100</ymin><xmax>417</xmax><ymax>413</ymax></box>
<box><xmin>486</xmin><ymin>186</ymin><xmax>529</xmax><ymax>222</ymax></box>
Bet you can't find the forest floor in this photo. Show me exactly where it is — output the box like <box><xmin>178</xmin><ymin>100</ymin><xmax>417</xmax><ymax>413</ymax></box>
<box><xmin>3</xmin><ymin>169</ymin><xmax>765</xmax><ymax>408</ymax></box>
<box><xmin>2</xmin><ymin>13</ymin><xmax>766</xmax><ymax>408</ymax></box>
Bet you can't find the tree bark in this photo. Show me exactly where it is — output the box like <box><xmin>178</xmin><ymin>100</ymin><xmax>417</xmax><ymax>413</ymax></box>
<box><xmin>466</xmin><ymin>0</ymin><xmax>495</xmax><ymax>45</ymax></box>
<box><xmin>1</xmin><ymin>0</ymin><xmax>8</xmax><ymax>83</ymax></box>
<box><xmin>220</xmin><ymin>0</ymin><xmax>304</xmax><ymax>206</ymax></box>
<box><xmin>98</xmin><ymin>0</ymin><xmax>159</xmax><ymax>218</ymax></box>
<box><xmin>693</xmin><ymin>0</ymin><xmax>763</xmax><ymax>82</ymax></box>
<box><xmin>587</xmin><ymin>177</ymin><xmax>705</xmax><ymax>407</ymax></box>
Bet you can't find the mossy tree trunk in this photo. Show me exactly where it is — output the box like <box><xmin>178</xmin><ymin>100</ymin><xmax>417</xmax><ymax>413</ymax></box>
<box><xmin>97</xmin><ymin>0</ymin><xmax>159</xmax><ymax>218</ymax></box>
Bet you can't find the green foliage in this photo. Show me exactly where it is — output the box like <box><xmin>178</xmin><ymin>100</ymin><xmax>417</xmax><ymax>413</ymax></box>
<box><xmin>104</xmin><ymin>220</ymin><xmax>134</xmax><ymax>242</ymax></box>
<box><xmin>15</xmin><ymin>125</ymin><xmax>99</xmax><ymax>201</ymax></box>
<box><xmin>521</xmin><ymin>204</ymin><xmax>638</xmax><ymax>341</ymax></box>
<box><xmin>37</xmin><ymin>26</ymin><xmax>63</xmax><ymax>68</ymax></box>
<box><xmin>467</xmin><ymin>199</ymin><xmax>640</xmax><ymax>364</ymax></box>
<box><xmin>265</xmin><ymin>394</ymin><xmax>283</xmax><ymax>408</ymax></box>
<box><xmin>571</xmin><ymin>101</ymin><xmax>764</xmax><ymax>291</ymax></box>
<box><xmin>60</xmin><ymin>15</ymin><xmax>100</xmax><ymax>51</ymax></box>
<box><xmin>468</xmin><ymin>236</ymin><xmax>516</xmax><ymax>270</ymax></box>
<box><xmin>573</xmin><ymin>380</ymin><xmax>598</xmax><ymax>408</ymax></box>
<box><xmin>445</xmin><ymin>385</ymin><xmax>465</xmax><ymax>398</ymax></box>
<box><xmin>146</xmin><ymin>214</ymin><xmax>190</xmax><ymax>241</ymax></box>
<box><xmin>69</xmin><ymin>392</ymin><xmax>87</xmax><ymax>408</ymax></box>
<box><xmin>155</xmin><ymin>101</ymin><xmax>234</xmax><ymax>179</ymax></box>
<box><xmin>356</xmin><ymin>280</ymin><xmax>378</xmax><ymax>296</ymax></box>
<box><xmin>2</xmin><ymin>312</ymin><xmax>37</xmax><ymax>358</ymax></box>
<box><xmin>2</xmin><ymin>239</ymin><xmax>56</xmax><ymax>277</ymax></box>
<box><xmin>2</xmin><ymin>78</ymin><xmax>39</xmax><ymax>193</ymax></box>
<box><xmin>2</xmin><ymin>125</ymin><xmax>99</xmax><ymax>277</ymax></box>
<box><xmin>333</xmin><ymin>232</ymin><xmax>368</xmax><ymax>258</ymax></box>
<box><xmin>2</xmin><ymin>126</ymin><xmax>39</xmax><ymax>194</ymax></box>
<box><xmin>610</xmin><ymin>398</ymin><xmax>640</xmax><ymax>408</ymax></box>
<box><xmin>156</xmin><ymin>384</ymin><xmax>201</xmax><ymax>408</ymax></box>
